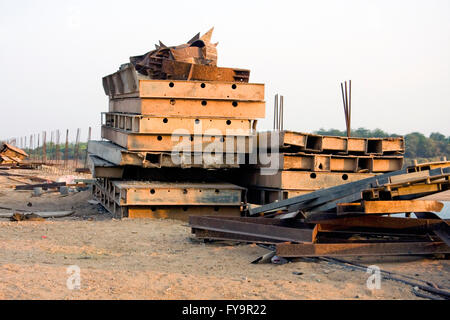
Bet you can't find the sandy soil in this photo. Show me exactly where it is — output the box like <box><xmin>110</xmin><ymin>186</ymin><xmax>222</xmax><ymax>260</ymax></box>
<box><xmin>0</xmin><ymin>168</ymin><xmax>449</xmax><ymax>300</ymax></box>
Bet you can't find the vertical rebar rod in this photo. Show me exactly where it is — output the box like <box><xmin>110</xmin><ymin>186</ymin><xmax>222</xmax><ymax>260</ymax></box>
<box><xmin>64</xmin><ymin>129</ymin><xmax>69</xmax><ymax>168</ymax></box>
<box><xmin>84</xmin><ymin>127</ymin><xmax>92</xmax><ymax>169</ymax></box>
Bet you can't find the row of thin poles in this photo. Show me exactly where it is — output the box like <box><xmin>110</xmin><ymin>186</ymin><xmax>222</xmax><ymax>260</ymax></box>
<box><xmin>340</xmin><ymin>80</ymin><xmax>352</xmax><ymax>137</ymax></box>
<box><xmin>4</xmin><ymin>127</ymin><xmax>92</xmax><ymax>169</ymax></box>
<box><xmin>273</xmin><ymin>94</ymin><xmax>284</xmax><ymax>131</ymax></box>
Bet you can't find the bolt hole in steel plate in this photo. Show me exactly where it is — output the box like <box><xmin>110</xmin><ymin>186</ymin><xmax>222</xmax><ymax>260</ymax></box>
<box><xmin>157</xmin><ymin>136</ymin><xmax>163</xmax><ymax>141</ymax></box>
<box><xmin>170</xmin><ymin>99</ymin><xmax>176</xmax><ymax>105</ymax></box>
<box><xmin>201</xmin><ymin>83</ymin><xmax>206</xmax><ymax>88</ymax></box>
<box><xmin>201</xmin><ymin>100</ymin><xmax>207</xmax><ymax>106</ymax></box>
<box><xmin>195</xmin><ymin>119</ymin><xmax>200</xmax><ymax>124</ymax></box>
<box><xmin>231</xmin><ymin>84</ymin><xmax>237</xmax><ymax>89</ymax></box>
<box><xmin>183</xmin><ymin>189</ymin><xmax>188</xmax><ymax>194</ymax></box>
<box><xmin>163</xmin><ymin>118</ymin><xmax>168</xmax><ymax>123</ymax></box>
<box><xmin>342</xmin><ymin>174</ymin><xmax>349</xmax><ymax>180</ymax></box>
<box><xmin>310</xmin><ymin>173</ymin><xmax>317</xmax><ymax>179</ymax></box>
<box><xmin>169</xmin><ymin>82</ymin><xmax>174</xmax><ymax>87</ymax></box>
<box><xmin>226</xmin><ymin>120</ymin><xmax>231</xmax><ymax>125</ymax></box>
<box><xmin>150</xmin><ymin>189</ymin><xmax>155</xmax><ymax>194</ymax></box>
<box><xmin>232</xmin><ymin>101</ymin><xmax>238</xmax><ymax>107</ymax></box>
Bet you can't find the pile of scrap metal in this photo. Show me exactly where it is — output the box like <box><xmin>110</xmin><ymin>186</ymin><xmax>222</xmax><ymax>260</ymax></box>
<box><xmin>0</xmin><ymin>143</ymin><xmax>28</xmax><ymax>167</ymax></box>
<box><xmin>190</xmin><ymin>161</ymin><xmax>450</xmax><ymax>258</ymax></box>
<box><xmin>88</xmin><ymin>28</ymin><xmax>264</xmax><ymax>220</ymax></box>
<box><xmin>238</xmin><ymin>130</ymin><xmax>405</xmax><ymax>204</ymax></box>
<box><xmin>128</xmin><ymin>27</ymin><xmax>249</xmax><ymax>82</ymax></box>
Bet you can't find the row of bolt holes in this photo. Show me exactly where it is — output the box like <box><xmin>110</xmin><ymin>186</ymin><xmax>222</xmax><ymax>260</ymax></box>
<box><xmin>310</xmin><ymin>172</ymin><xmax>349</xmax><ymax>180</ymax></box>
<box><xmin>169</xmin><ymin>82</ymin><xmax>237</xmax><ymax>90</ymax></box>
<box><xmin>150</xmin><ymin>189</ymin><xmax>220</xmax><ymax>194</ymax></box>
<box><xmin>161</xmin><ymin>118</ymin><xmax>233</xmax><ymax>125</ymax></box>
<box><xmin>149</xmin><ymin>206</ymin><xmax>221</xmax><ymax>212</ymax></box>
<box><xmin>168</xmin><ymin>99</ymin><xmax>239</xmax><ymax>107</ymax></box>
<box><xmin>168</xmin><ymin>82</ymin><xmax>239</xmax><ymax>106</ymax></box>
<box><xmin>155</xmin><ymin>135</ymin><xmax>224</xmax><ymax>142</ymax></box>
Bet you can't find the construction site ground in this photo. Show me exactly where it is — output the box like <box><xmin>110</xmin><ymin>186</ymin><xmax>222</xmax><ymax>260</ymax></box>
<box><xmin>0</xmin><ymin>168</ymin><xmax>449</xmax><ymax>300</ymax></box>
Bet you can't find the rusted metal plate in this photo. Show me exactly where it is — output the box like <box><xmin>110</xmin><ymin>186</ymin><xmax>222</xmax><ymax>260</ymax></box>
<box><xmin>249</xmin><ymin>164</ymin><xmax>450</xmax><ymax>216</ymax></box>
<box><xmin>128</xmin><ymin>206</ymin><xmax>242</xmax><ymax>221</ymax></box>
<box><xmin>109</xmin><ymin>98</ymin><xmax>266</xmax><ymax>119</ymax></box>
<box><xmin>161</xmin><ymin>59</ymin><xmax>250</xmax><ymax>82</ymax></box>
<box><xmin>241</xmin><ymin>170</ymin><xmax>375</xmax><ymax>189</ymax></box>
<box><xmin>189</xmin><ymin>216</ymin><xmax>317</xmax><ymax>243</ymax></box>
<box><xmin>112</xmin><ymin>181</ymin><xmax>245</xmax><ymax>206</ymax></box>
<box><xmin>313</xmin><ymin>216</ymin><xmax>450</xmax><ymax>230</ymax></box>
<box><xmin>102</xmin><ymin>112</ymin><xmax>253</xmax><ymax>135</ymax></box>
<box><xmin>88</xmin><ymin>140</ymin><xmax>241</xmax><ymax>169</ymax></box>
<box><xmin>88</xmin><ymin>155</ymin><xmax>124</xmax><ymax>178</ymax></box>
<box><xmin>336</xmin><ymin>200</ymin><xmax>444</xmax><ymax>215</ymax></box>
<box><xmin>0</xmin><ymin>143</ymin><xmax>28</xmax><ymax>164</ymax></box>
<box><xmin>101</xmin><ymin>126</ymin><xmax>255</xmax><ymax>152</ymax></box>
<box><xmin>247</xmin><ymin>187</ymin><xmax>316</xmax><ymax>205</ymax></box>
<box><xmin>138</xmin><ymin>78</ymin><xmax>263</xmax><ymax>100</ymax></box>
<box><xmin>276</xmin><ymin>242</ymin><xmax>450</xmax><ymax>257</ymax></box>
<box><xmin>257</xmin><ymin>131</ymin><xmax>404</xmax><ymax>155</ymax></box>
<box><xmin>261</xmin><ymin>153</ymin><xmax>402</xmax><ymax>173</ymax></box>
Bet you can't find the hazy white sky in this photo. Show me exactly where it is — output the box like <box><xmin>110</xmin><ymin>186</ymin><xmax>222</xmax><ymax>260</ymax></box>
<box><xmin>0</xmin><ymin>0</ymin><xmax>449</xmax><ymax>142</ymax></box>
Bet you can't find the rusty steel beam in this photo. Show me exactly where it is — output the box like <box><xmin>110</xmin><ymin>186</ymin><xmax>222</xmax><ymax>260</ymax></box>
<box><xmin>258</xmin><ymin>131</ymin><xmax>405</xmax><ymax>155</ymax></box>
<box><xmin>112</xmin><ymin>180</ymin><xmax>245</xmax><ymax>206</ymax></box>
<box><xmin>241</xmin><ymin>170</ymin><xmax>375</xmax><ymax>190</ymax></box>
<box><xmin>249</xmin><ymin>164</ymin><xmax>450</xmax><ymax>216</ymax></box>
<box><xmin>102</xmin><ymin>112</ymin><xmax>253</xmax><ymax>135</ymax></box>
<box><xmin>137</xmin><ymin>78</ymin><xmax>264</xmax><ymax>101</ymax></box>
<box><xmin>276</xmin><ymin>242</ymin><xmax>450</xmax><ymax>257</ymax></box>
<box><xmin>336</xmin><ymin>200</ymin><xmax>444</xmax><ymax>215</ymax></box>
<box><xmin>189</xmin><ymin>216</ymin><xmax>317</xmax><ymax>243</ymax></box>
<box><xmin>312</xmin><ymin>216</ymin><xmax>450</xmax><ymax>230</ymax></box>
<box><xmin>259</xmin><ymin>153</ymin><xmax>403</xmax><ymax>173</ymax></box>
<box><xmin>109</xmin><ymin>98</ymin><xmax>266</xmax><ymax>119</ymax></box>
<box><xmin>101</xmin><ymin>126</ymin><xmax>255</xmax><ymax>152</ymax></box>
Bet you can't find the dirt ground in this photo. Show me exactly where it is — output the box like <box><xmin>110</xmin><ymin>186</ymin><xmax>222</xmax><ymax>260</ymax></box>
<box><xmin>0</xmin><ymin>167</ymin><xmax>449</xmax><ymax>300</ymax></box>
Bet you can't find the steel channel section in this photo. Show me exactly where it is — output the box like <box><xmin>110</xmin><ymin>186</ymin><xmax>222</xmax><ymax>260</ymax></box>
<box><xmin>249</xmin><ymin>166</ymin><xmax>450</xmax><ymax>215</ymax></box>
<box><xmin>189</xmin><ymin>216</ymin><xmax>316</xmax><ymax>243</ymax></box>
<box><xmin>109</xmin><ymin>98</ymin><xmax>266</xmax><ymax>119</ymax></box>
<box><xmin>276</xmin><ymin>242</ymin><xmax>450</xmax><ymax>257</ymax></box>
<box><xmin>103</xmin><ymin>112</ymin><xmax>253</xmax><ymax>135</ymax></box>
<box><xmin>101</xmin><ymin>126</ymin><xmax>255</xmax><ymax>152</ymax></box>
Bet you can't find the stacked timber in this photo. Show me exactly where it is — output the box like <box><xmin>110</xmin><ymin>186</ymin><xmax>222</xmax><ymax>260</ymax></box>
<box><xmin>239</xmin><ymin>130</ymin><xmax>405</xmax><ymax>205</ymax></box>
<box><xmin>88</xmin><ymin>29</ymin><xmax>265</xmax><ymax>220</ymax></box>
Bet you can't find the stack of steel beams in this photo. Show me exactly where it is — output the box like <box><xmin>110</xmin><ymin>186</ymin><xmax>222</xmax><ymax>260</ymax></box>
<box><xmin>239</xmin><ymin>130</ymin><xmax>405</xmax><ymax>205</ymax></box>
<box><xmin>88</xmin><ymin>60</ymin><xmax>265</xmax><ymax>220</ymax></box>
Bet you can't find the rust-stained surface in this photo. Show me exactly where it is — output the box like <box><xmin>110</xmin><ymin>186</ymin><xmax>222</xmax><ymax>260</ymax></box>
<box><xmin>113</xmin><ymin>181</ymin><xmax>244</xmax><ymax>206</ymax></box>
<box><xmin>0</xmin><ymin>143</ymin><xmax>28</xmax><ymax>164</ymax></box>
<box><xmin>101</xmin><ymin>126</ymin><xmax>255</xmax><ymax>153</ymax></box>
<box><xmin>109</xmin><ymin>97</ymin><xmax>266</xmax><ymax>119</ymax></box>
<box><xmin>336</xmin><ymin>200</ymin><xmax>444</xmax><ymax>215</ymax></box>
<box><xmin>276</xmin><ymin>242</ymin><xmax>450</xmax><ymax>258</ymax></box>
<box><xmin>241</xmin><ymin>170</ymin><xmax>375</xmax><ymax>190</ymax></box>
<box><xmin>102</xmin><ymin>112</ymin><xmax>254</xmax><ymax>135</ymax></box>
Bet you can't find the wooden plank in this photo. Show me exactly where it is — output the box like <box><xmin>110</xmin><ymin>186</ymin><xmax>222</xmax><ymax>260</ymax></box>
<box><xmin>101</xmin><ymin>126</ymin><xmax>255</xmax><ymax>152</ymax></box>
<box><xmin>276</xmin><ymin>242</ymin><xmax>450</xmax><ymax>257</ymax></box>
<box><xmin>109</xmin><ymin>98</ymin><xmax>266</xmax><ymax>119</ymax></box>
